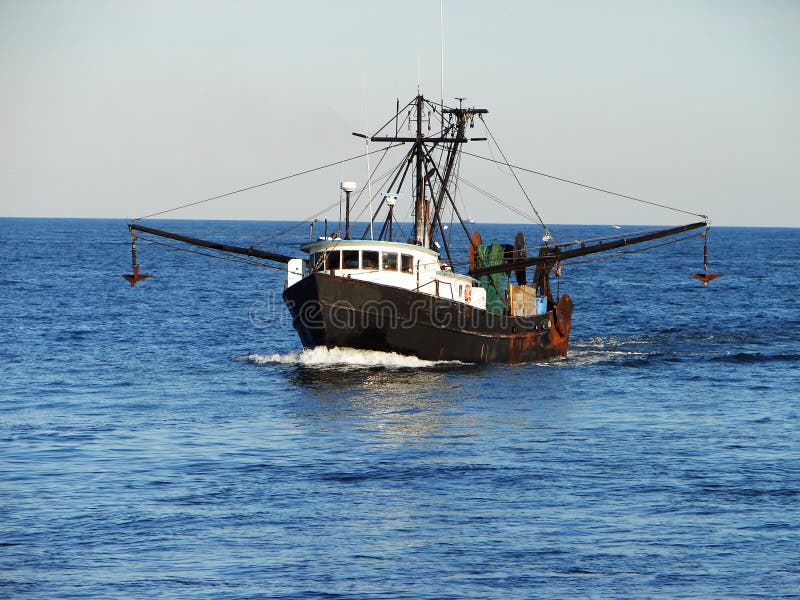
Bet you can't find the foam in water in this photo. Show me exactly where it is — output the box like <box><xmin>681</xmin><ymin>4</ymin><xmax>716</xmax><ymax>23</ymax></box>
<box><xmin>246</xmin><ymin>346</ymin><xmax>456</xmax><ymax>369</ymax></box>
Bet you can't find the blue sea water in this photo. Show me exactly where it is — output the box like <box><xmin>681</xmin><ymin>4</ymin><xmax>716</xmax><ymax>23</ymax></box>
<box><xmin>1</xmin><ymin>217</ymin><xmax>798</xmax><ymax>599</ymax></box>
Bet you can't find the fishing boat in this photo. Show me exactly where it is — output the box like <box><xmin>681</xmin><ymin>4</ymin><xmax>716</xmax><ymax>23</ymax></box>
<box><xmin>125</xmin><ymin>94</ymin><xmax>718</xmax><ymax>363</ymax></box>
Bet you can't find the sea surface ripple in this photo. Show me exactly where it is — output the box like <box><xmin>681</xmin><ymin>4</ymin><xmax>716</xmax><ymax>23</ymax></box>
<box><xmin>1</xmin><ymin>219</ymin><xmax>798</xmax><ymax>598</ymax></box>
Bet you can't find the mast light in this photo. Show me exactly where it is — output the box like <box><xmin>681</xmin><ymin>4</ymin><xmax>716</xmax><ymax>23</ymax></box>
<box><xmin>383</xmin><ymin>193</ymin><xmax>401</xmax><ymax>207</ymax></box>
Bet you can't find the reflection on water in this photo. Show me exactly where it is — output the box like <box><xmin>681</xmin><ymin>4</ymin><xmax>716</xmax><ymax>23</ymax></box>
<box><xmin>293</xmin><ymin>366</ymin><xmax>482</xmax><ymax>443</ymax></box>
<box><xmin>246</xmin><ymin>347</ymin><xmax>482</xmax><ymax>442</ymax></box>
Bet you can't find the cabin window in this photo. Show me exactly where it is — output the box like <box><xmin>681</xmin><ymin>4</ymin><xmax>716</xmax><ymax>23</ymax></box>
<box><xmin>362</xmin><ymin>250</ymin><xmax>379</xmax><ymax>270</ymax></box>
<box><xmin>401</xmin><ymin>254</ymin><xmax>414</xmax><ymax>274</ymax></box>
<box><xmin>328</xmin><ymin>250</ymin><xmax>341</xmax><ymax>270</ymax></box>
<box><xmin>382</xmin><ymin>252</ymin><xmax>398</xmax><ymax>271</ymax></box>
<box><xmin>459</xmin><ymin>284</ymin><xmax>463</xmax><ymax>297</ymax></box>
<box><xmin>342</xmin><ymin>250</ymin><xmax>360</xmax><ymax>269</ymax></box>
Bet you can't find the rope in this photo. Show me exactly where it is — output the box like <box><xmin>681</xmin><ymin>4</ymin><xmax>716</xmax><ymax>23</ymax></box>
<box><xmin>249</xmin><ymin>198</ymin><xmax>342</xmax><ymax>249</ymax></box>
<box><xmin>458</xmin><ymin>176</ymin><xmax>542</xmax><ymax>225</ymax></box>
<box><xmin>133</xmin><ymin>144</ymin><xmax>403</xmax><ymax>221</ymax></box>
<box><xmin>352</xmin><ymin>167</ymin><xmax>396</xmax><ymax>224</ymax></box>
<box><xmin>462</xmin><ymin>149</ymin><xmax>708</xmax><ymax>219</ymax></box>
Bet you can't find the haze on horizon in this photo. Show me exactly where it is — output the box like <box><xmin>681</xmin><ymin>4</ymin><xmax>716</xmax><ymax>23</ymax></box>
<box><xmin>1</xmin><ymin>1</ymin><xmax>798</xmax><ymax>228</ymax></box>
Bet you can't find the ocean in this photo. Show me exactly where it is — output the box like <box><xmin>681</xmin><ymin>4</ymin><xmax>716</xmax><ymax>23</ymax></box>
<box><xmin>1</xmin><ymin>218</ymin><xmax>798</xmax><ymax>598</ymax></box>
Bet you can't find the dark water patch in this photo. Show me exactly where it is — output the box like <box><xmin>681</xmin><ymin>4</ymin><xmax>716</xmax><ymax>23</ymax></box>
<box><xmin>709</xmin><ymin>352</ymin><xmax>800</xmax><ymax>364</ymax></box>
<box><xmin>351</xmin><ymin>554</ymin><xmax>387</xmax><ymax>561</ymax></box>
<box><xmin>53</xmin><ymin>328</ymin><xmax>96</xmax><ymax>342</ymax></box>
<box><xmin>694</xmin><ymin>483</ymin><xmax>800</xmax><ymax>502</ymax></box>
<box><xmin>737</xmin><ymin>521</ymin><xmax>794</xmax><ymax>532</ymax></box>
<box><xmin>319</xmin><ymin>462</ymin><xmax>498</xmax><ymax>484</ymax></box>
<box><xmin>563</xmin><ymin>568</ymin><xmax>599</xmax><ymax>575</ymax></box>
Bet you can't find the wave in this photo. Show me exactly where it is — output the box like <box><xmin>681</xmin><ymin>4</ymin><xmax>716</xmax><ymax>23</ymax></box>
<box><xmin>575</xmin><ymin>328</ymin><xmax>795</xmax><ymax>349</ymax></box>
<box><xmin>563</xmin><ymin>348</ymin><xmax>653</xmax><ymax>367</ymax></box>
<box><xmin>567</xmin><ymin>335</ymin><xmax>661</xmax><ymax>366</ymax></box>
<box><xmin>709</xmin><ymin>352</ymin><xmax>800</xmax><ymax>365</ymax></box>
<box><xmin>571</xmin><ymin>333</ymin><xmax>800</xmax><ymax>367</ymax></box>
<box><xmin>244</xmin><ymin>346</ymin><xmax>460</xmax><ymax>369</ymax></box>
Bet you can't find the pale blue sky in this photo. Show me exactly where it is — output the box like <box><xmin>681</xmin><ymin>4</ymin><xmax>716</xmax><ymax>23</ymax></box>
<box><xmin>1</xmin><ymin>0</ymin><xmax>798</xmax><ymax>226</ymax></box>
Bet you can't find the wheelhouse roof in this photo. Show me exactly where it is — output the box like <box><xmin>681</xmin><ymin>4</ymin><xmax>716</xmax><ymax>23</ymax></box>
<box><xmin>301</xmin><ymin>238</ymin><xmax>440</xmax><ymax>258</ymax></box>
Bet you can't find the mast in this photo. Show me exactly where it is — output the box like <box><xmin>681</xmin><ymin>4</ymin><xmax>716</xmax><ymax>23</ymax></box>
<box><xmin>362</xmin><ymin>95</ymin><xmax>486</xmax><ymax>249</ymax></box>
<box><xmin>428</xmin><ymin>104</ymin><xmax>467</xmax><ymax>249</ymax></box>
<box><xmin>365</xmin><ymin>96</ymin><xmax>487</xmax><ymax>247</ymax></box>
<box><xmin>414</xmin><ymin>95</ymin><xmax>426</xmax><ymax>246</ymax></box>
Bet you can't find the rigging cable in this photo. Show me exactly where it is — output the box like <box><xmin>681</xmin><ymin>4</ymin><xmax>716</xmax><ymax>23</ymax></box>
<box><xmin>462</xmin><ymin>148</ymin><xmax>708</xmax><ymax>220</ymax></box>
<box><xmin>344</xmin><ymin>144</ymin><xmax>400</xmax><ymax>223</ymax></box>
<box><xmin>458</xmin><ymin>176</ymin><xmax>542</xmax><ymax>225</ymax></box>
<box><xmin>351</xmin><ymin>159</ymin><xmax>400</xmax><ymax>224</ymax></box>
<box><xmin>479</xmin><ymin>115</ymin><xmax>555</xmax><ymax>242</ymax></box>
<box><xmin>133</xmin><ymin>144</ymin><xmax>403</xmax><ymax>221</ymax></box>
<box><xmin>249</xmin><ymin>198</ymin><xmax>343</xmax><ymax>249</ymax></box>
<box><xmin>352</xmin><ymin>169</ymin><xmax>396</xmax><ymax>225</ymax></box>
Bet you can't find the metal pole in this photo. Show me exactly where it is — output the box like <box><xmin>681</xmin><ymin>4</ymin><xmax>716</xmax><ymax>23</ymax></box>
<box><xmin>345</xmin><ymin>190</ymin><xmax>351</xmax><ymax>239</ymax></box>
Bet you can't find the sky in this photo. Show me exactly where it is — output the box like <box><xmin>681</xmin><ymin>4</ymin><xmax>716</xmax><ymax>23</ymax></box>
<box><xmin>1</xmin><ymin>0</ymin><xmax>798</xmax><ymax>227</ymax></box>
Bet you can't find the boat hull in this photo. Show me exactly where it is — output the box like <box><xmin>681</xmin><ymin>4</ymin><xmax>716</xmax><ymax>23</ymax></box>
<box><xmin>282</xmin><ymin>273</ymin><xmax>573</xmax><ymax>364</ymax></box>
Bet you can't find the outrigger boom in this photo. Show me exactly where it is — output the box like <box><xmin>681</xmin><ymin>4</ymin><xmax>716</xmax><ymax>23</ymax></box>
<box><xmin>469</xmin><ymin>221</ymin><xmax>710</xmax><ymax>277</ymax></box>
<box><xmin>128</xmin><ymin>223</ymin><xmax>294</xmax><ymax>264</ymax></box>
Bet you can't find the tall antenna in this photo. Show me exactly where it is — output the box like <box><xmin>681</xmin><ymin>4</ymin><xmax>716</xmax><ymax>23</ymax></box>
<box><xmin>416</xmin><ymin>34</ymin><xmax>421</xmax><ymax>94</ymax></box>
<box><xmin>364</xmin><ymin>77</ymin><xmax>373</xmax><ymax>240</ymax></box>
<box><xmin>440</xmin><ymin>0</ymin><xmax>445</xmax><ymax>130</ymax></box>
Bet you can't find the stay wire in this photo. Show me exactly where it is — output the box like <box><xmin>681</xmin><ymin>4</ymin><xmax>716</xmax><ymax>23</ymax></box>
<box><xmin>133</xmin><ymin>144</ymin><xmax>404</xmax><ymax>221</ymax></box>
<box><xmin>458</xmin><ymin>176</ymin><xmax>541</xmax><ymax>225</ymax></box>
<box><xmin>249</xmin><ymin>198</ymin><xmax>343</xmax><ymax>249</ymax></box>
<box><xmin>349</xmin><ymin>146</ymin><xmax>401</xmax><ymax>224</ymax></box>
<box><xmin>462</xmin><ymin>148</ymin><xmax>708</xmax><ymax>220</ymax></box>
<box><xmin>479</xmin><ymin>115</ymin><xmax>554</xmax><ymax>241</ymax></box>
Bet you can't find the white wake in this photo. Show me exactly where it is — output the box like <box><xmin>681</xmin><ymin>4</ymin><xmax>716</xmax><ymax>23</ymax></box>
<box><xmin>245</xmin><ymin>346</ymin><xmax>457</xmax><ymax>369</ymax></box>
